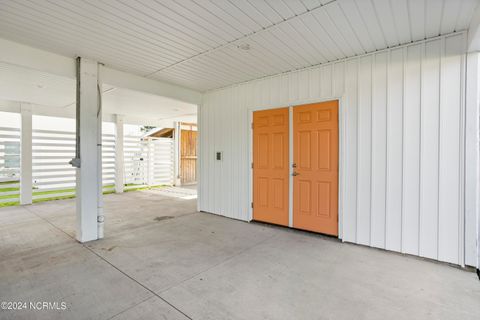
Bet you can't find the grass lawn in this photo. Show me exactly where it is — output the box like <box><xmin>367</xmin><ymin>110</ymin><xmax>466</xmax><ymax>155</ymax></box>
<box><xmin>0</xmin><ymin>182</ymin><xmax>165</xmax><ymax>207</ymax></box>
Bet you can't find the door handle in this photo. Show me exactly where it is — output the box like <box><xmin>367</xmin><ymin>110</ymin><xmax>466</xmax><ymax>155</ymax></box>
<box><xmin>292</xmin><ymin>171</ymin><xmax>300</xmax><ymax>176</ymax></box>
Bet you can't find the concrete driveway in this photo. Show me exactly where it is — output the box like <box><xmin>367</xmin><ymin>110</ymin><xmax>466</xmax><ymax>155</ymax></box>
<box><xmin>1</xmin><ymin>189</ymin><xmax>479</xmax><ymax>320</ymax></box>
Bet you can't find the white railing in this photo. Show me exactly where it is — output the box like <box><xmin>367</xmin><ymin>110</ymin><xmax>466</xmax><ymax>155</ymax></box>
<box><xmin>0</xmin><ymin>124</ymin><xmax>175</xmax><ymax>206</ymax></box>
<box><xmin>124</xmin><ymin>134</ymin><xmax>148</xmax><ymax>189</ymax></box>
<box><xmin>124</xmin><ymin>135</ymin><xmax>174</xmax><ymax>190</ymax></box>
<box><xmin>150</xmin><ymin>137</ymin><xmax>175</xmax><ymax>185</ymax></box>
<box><xmin>0</xmin><ymin>127</ymin><xmax>20</xmax><ymax>204</ymax></box>
<box><xmin>102</xmin><ymin>133</ymin><xmax>116</xmax><ymax>193</ymax></box>
<box><xmin>31</xmin><ymin>129</ymin><xmax>118</xmax><ymax>201</ymax></box>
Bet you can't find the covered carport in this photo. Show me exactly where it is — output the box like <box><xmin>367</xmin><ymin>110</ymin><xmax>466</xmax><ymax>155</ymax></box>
<box><xmin>1</xmin><ymin>0</ymin><xmax>480</xmax><ymax>319</ymax></box>
<box><xmin>0</xmin><ymin>38</ymin><xmax>200</xmax><ymax>242</ymax></box>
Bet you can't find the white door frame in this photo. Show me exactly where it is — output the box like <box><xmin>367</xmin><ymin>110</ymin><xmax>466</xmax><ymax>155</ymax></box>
<box><xmin>247</xmin><ymin>95</ymin><xmax>346</xmax><ymax>239</ymax></box>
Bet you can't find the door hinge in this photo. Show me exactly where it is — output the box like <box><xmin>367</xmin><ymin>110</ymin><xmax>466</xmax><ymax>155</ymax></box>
<box><xmin>251</xmin><ymin>162</ymin><xmax>254</xmax><ymax>169</ymax></box>
<box><xmin>251</xmin><ymin>202</ymin><xmax>253</xmax><ymax>208</ymax></box>
<box><xmin>251</xmin><ymin>123</ymin><xmax>254</xmax><ymax>129</ymax></box>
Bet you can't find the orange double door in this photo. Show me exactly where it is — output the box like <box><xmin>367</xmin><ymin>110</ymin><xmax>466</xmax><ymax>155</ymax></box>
<box><xmin>252</xmin><ymin>100</ymin><xmax>339</xmax><ymax>236</ymax></box>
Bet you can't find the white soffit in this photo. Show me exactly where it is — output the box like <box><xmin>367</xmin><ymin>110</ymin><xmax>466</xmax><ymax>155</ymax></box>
<box><xmin>102</xmin><ymin>87</ymin><xmax>197</xmax><ymax>121</ymax></box>
<box><xmin>0</xmin><ymin>62</ymin><xmax>196</xmax><ymax>122</ymax></box>
<box><xmin>0</xmin><ymin>0</ymin><xmax>478</xmax><ymax>92</ymax></box>
<box><xmin>0</xmin><ymin>62</ymin><xmax>75</xmax><ymax>107</ymax></box>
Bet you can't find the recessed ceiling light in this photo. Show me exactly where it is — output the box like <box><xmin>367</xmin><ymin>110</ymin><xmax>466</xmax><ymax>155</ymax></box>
<box><xmin>237</xmin><ymin>43</ymin><xmax>251</xmax><ymax>51</ymax></box>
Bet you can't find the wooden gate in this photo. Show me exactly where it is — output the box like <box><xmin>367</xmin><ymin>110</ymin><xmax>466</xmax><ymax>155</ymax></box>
<box><xmin>180</xmin><ymin>124</ymin><xmax>197</xmax><ymax>185</ymax></box>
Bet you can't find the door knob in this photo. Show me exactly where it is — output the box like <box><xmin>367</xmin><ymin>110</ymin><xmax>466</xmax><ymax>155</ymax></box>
<box><xmin>292</xmin><ymin>172</ymin><xmax>300</xmax><ymax>176</ymax></box>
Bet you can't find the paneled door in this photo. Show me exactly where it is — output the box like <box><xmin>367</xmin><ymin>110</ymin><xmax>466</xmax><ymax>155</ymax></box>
<box><xmin>253</xmin><ymin>108</ymin><xmax>289</xmax><ymax>226</ymax></box>
<box><xmin>293</xmin><ymin>101</ymin><xmax>339</xmax><ymax>235</ymax></box>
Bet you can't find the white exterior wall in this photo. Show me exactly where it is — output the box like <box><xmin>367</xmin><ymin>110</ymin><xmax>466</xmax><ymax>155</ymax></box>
<box><xmin>465</xmin><ymin>52</ymin><xmax>480</xmax><ymax>268</ymax></box>
<box><xmin>199</xmin><ymin>33</ymin><xmax>473</xmax><ymax>266</ymax></box>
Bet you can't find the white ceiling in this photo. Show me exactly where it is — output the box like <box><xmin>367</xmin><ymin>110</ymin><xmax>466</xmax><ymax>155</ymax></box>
<box><xmin>0</xmin><ymin>0</ymin><xmax>478</xmax><ymax>92</ymax></box>
<box><xmin>0</xmin><ymin>62</ymin><xmax>197</xmax><ymax>123</ymax></box>
<box><xmin>102</xmin><ymin>86</ymin><xmax>197</xmax><ymax>123</ymax></box>
<box><xmin>0</xmin><ymin>62</ymin><xmax>75</xmax><ymax>107</ymax></box>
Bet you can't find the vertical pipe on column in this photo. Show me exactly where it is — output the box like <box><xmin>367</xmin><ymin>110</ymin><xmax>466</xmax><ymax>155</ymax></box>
<box><xmin>97</xmin><ymin>73</ymin><xmax>104</xmax><ymax>239</ymax></box>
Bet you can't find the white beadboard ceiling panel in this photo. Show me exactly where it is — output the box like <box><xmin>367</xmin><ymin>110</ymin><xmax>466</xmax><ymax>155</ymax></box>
<box><xmin>0</xmin><ymin>0</ymin><xmax>478</xmax><ymax>92</ymax></box>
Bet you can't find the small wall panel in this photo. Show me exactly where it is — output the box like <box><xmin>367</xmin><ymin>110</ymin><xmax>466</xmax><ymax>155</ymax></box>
<box><xmin>370</xmin><ymin>52</ymin><xmax>388</xmax><ymax>249</ymax></box>
<box><xmin>438</xmin><ymin>35</ymin><xmax>464</xmax><ymax>264</ymax></box>
<box><xmin>385</xmin><ymin>48</ymin><xmax>404</xmax><ymax>253</ymax></box>
<box><xmin>419</xmin><ymin>39</ymin><xmax>441</xmax><ymax>260</ymax></box>
<box><xmin>342</xmin><ymin>59</ymin><xmax>358</xmax><ymax>243</ymax></box>
<box><xmin>402</xmin><ymin>44</ymin><xmax>422</xmax><ymax>255</ymax></box>
<box><xmin>356</xmin><ymin>55</ymin><xmax>373</xmax><ymax>245</ymax></box>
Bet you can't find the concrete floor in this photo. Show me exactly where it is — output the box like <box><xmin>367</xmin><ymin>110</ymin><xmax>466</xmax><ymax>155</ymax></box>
<box><xmin>1</xmin><ymin>189</ymin><xmax>479</xmax><ymax>320</ymax></box>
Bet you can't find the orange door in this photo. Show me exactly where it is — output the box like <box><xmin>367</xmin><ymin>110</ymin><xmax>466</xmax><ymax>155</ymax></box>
<box><xmin>293</xmin><ymin>101</ymin><xmax>338</xmax><ymax>235</ymax></box>
<box><xmin>253</xmin><ymin>108</ymin><xmax>289</xmax><ymax>226</ymax></box>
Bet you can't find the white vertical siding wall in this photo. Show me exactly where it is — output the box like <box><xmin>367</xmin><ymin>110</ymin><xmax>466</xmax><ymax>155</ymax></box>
<box><xmin>199</xmin><ymin>33</ymin><xmax>472</xmax><ymax>266</ymax></box>
<box><xmin>465</xmin><ymin>52</ymin><xmax>480</xmax><ymax>268</ymax></box>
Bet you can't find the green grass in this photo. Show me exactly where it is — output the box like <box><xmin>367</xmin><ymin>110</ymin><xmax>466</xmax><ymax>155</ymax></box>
<box><xmin>0</xmin><ymin>182</ymin><xmax>164</xmax><ymax>207</ymax></box>
<box><xmin>0</xmin><ymin>181</ymin><xmax>18</xmax><ymax>185</ymax></box>
<box><xmin>0</xmin><ymin>201</ymin><xmax>19</xmax><ymax>207</ymax></box>
<box><xmin>0</xmin><ymin>193</ymin><xmax>19</xmax><ymax>200</ymax></box>
<box><xmin>124</xmin><ymin>183</ymin><xmax>166</xmax><ymax>192</ymax></box>
<box><xmin>0</xmin><ymin>180</ymin><xmax>20</xmax><ymax>193</ymax></box>
<box><xmin>0</xmin><ymin>187</ymin><xmax>20</xmax><ymax>192</ymax></box>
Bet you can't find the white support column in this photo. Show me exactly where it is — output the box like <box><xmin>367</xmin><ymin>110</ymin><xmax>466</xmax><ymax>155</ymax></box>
<box><xmin>75</xmin><ymin>57</ymin><xmax>102</xmax><ymax>243</ymax></box>
<box><xmin>20</xmin><ymin>103</ymin><xmax>32</xmax><ymax>205</ymax></box>
<box><xmin>114</xmin><ymin>114</ymin><xmax>124</xmax><ymax>193</ymax></box>
<box><xmin>147</xmin><ymin>137</ymin><xmax>154</xmax><ymax>186</ymax></box>
<box><xmin>173</xmin><ymin>121</ymin><xmax>181</xmax><ymax>186</ymax></box>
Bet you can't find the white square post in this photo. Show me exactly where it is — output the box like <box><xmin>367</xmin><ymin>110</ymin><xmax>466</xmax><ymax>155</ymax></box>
<box><xmin>20</xmin><ymin>103</ymin><xmax>32</xmax><ymax>205</ymax></box>
<box><xmin>114</xmin><ymin>114</ymin><xmax>124</xmax><ymax>193</ymax></box>
<box><xmin>74</xmin><ymin>57</ymin><xmax>103</xmax><ymax>242</ymax></box>
<box><xmin>146</xmin><ymin>137</ymin><xmax>154</xmax><ymax>186</ymax></box>
<box><xmin>173</xmin><ymin>121</ymin><xmax>181</xmax><ymax>186</ymax></box>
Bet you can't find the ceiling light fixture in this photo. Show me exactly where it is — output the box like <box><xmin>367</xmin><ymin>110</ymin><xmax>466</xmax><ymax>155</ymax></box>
<box><xmin>237</xmin><ymin>43</ymin><xmax>251</xmax><ymax>51</ymax></box>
